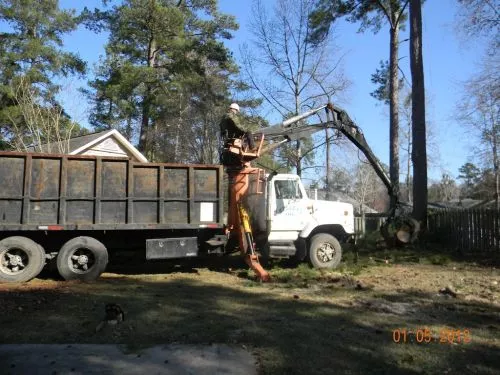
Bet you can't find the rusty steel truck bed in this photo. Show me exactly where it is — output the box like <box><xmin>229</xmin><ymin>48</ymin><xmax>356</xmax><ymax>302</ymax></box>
<box><xmin>0</xmin><ymin>152</ymin><xmax>223</xmax><ymax>230</ymax></box>
<box><xmin>0</xmin><ymin>152</ymin><xmax>225</xmax><ymax>282</ymax></box>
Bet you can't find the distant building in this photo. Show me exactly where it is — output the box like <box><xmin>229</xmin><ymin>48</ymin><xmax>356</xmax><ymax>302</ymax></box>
<box><xmin>29</xmin><ymin>129</ymin><xmax>148</xmax><ymax>162</ymax></box>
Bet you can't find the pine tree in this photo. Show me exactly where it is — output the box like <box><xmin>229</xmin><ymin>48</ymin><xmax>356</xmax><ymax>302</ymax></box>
<box><xmin>0</xmin><ymin>0</ymin><xmax>86</xmax><ymax>149</ymax></box>
<box><xmin>84</xmin><ymin>0</ymin><xmax>239</xmax><ymax>161</ymax></box>
<box><xmin>309</xmin><ymin>0</ymin><xmax>410</xmax><ymax>210</ymax></box>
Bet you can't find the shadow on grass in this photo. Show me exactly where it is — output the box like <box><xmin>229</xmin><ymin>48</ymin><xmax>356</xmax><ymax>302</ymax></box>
<box><xmin>1</xmin><ymin>275</ymin><xmax>499</xmax><ymax>375</ymax></box>
<box><xmin>76</xmin><ymin>255</ymin><xmax>300</xmax><ymax>280</ymax></box>
<box><xmin>37</xmin><ymin>254</ymin><xmax>247</xmax><ymax>281</ymax></box>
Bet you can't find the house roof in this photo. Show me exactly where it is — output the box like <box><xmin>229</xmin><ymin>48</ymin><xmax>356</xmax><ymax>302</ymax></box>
<box><xmin>29</xmin><ymin>129</ymin><xmax>148</xmax><ymax>163</ymax></box>
<box><xmin>30</xmin><ymin>130</ymin><xmax>114</xmax><ymax>154</ymax></box>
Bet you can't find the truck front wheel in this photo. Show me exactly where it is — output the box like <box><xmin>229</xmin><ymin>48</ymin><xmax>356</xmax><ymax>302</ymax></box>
<box><xmin>308</xmin><ymin>233</ymin><xmax>342</xmax><ymax>269</ymax></box>
<box><xmin>0</xmin><ymin>236</ymin><xmax>46</xmax><ymax>283</ymax></box>
<box><xmin>57</xmin><ymin>237</ymin><xmax>108</xmax><ymax>281</ymax></box>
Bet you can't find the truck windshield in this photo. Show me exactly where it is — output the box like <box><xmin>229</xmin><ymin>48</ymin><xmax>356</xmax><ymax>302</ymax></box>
<box><xmin>274</xmin><ymin>180</ymin><xmax>302</xmax><ymax>199</ymax></box>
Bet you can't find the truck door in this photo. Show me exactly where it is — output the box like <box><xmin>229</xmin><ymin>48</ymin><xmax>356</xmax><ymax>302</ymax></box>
<box><xmin>270</xmin><ymin>177</ymin><xmax>311</xmax><ymax>232</ymax></box>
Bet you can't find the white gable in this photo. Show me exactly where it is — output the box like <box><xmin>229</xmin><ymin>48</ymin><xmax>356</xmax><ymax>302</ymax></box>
<box><xmin>70</xmin><ymin>129</ymin><xmax>148</xmax><ymax>162</ymax></box>
<box><xmin>81</xmin><ymin>137</ymin><xmax>130</xmax><ymax>158</ymax></box>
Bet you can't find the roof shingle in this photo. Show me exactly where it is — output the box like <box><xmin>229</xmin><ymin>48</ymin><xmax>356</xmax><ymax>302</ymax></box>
<box><xmin>28</xmin><ymin>130</ymin><xmax>114</xmax><ymax>154</ymax></box>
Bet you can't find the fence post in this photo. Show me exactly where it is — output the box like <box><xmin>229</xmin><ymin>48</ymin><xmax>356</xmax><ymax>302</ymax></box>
<box><xmin>361</xmin><ymin>206</ymin><xmax>365</xmax><ymax>239</ymax></box>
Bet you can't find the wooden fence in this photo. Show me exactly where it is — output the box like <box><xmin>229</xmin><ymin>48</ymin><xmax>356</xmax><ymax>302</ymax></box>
<box><xmin>428</xmin><ymin>209</ymin><xmax>500</xmax><ymax>252</ymax></box>
<box><xmin>354</xmin><ymin>214</ymin><xmax>387</xmax><ymax>237</ymax></box>
<box><xmin>354</xmin><ymin>209</ymin><xmax>499</xmax><ymax>252</ymax></box>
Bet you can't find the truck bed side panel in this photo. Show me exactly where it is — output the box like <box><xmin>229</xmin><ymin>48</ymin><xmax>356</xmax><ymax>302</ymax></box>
<box><xmin>0</xmin><ymin>152</ymin><xmax>223</xmax><ymax>231</ymax></box>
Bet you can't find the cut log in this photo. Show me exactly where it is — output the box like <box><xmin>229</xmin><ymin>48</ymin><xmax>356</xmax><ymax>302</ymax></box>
<box><xmin>381</xmin><ymin>216</ymin><xmax>421</xmax><ymax>246</ymax></box>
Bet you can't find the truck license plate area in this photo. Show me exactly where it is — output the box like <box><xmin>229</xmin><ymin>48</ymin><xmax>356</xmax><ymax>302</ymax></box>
<box><xmin>146</xmin><ymin>237</ymin><xmax>198</xmax><ymax>260</ymax></box>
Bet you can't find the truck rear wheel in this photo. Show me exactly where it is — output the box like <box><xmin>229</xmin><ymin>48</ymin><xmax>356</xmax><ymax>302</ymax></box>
<box><xmin>309</xmin><ymin>233</ymin><xmax>342</xmax><ymax>269</ymax></box>
<box><xmin>57</xmin><ymin>237</ymin><xmax>108</xmax><ymax>281</ymax></box>
<box><xmin>0</xmin><ymin>236</ymin><xmax>46</xmax><ymax>283</ymax></box>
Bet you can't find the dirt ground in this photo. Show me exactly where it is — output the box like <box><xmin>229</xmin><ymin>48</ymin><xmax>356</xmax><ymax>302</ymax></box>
<box><xmin>1</xmin><ymin>249</ymin><xmax>499</xmax><ymax>374</ymax></box>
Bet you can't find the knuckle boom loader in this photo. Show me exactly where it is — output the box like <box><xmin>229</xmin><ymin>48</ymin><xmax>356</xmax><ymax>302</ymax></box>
<box><xmin>0</xmin><ymin>103</ymin><xmax>415</xmax><ymax>283</ymax></box>
<box><xmin>221</xmin><ymin>103</ymin><xmax>417</xmax><ymax>281</ymax></box>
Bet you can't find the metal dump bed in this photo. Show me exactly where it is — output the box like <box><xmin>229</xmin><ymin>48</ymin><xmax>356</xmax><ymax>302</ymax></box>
<box><xmin>0</xmin><ymin>152</ymin><xmax>223</xmax><ymax>231</ymax></box>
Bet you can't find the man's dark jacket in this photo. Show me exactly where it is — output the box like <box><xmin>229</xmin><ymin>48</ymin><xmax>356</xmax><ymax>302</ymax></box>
<box><xmin>219</xmin><ymin>112</ymin><xmax>246</xmax><ymax>139</ymax></box>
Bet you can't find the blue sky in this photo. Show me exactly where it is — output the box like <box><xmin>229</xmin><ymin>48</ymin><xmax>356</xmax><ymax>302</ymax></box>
<box><xmin>216</xmin><ymin>0</ymin><xmax>486</xmax><ymax>182</ymax></box>
<box><xmin>11</xmin><ymin>1</ymin><xmax>489</xmax><ymax>181</ymax></box>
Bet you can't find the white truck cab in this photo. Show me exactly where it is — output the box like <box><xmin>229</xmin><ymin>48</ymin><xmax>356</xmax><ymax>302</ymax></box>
<box><xmin>245</xmin><ymin>173</ymin><xmax>354</xmax><ymax>268</ymax></box>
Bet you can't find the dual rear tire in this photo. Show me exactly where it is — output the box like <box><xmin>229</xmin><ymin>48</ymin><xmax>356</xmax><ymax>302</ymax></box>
<box><xmin>0</xmin><ymin>237</ymin><xmax>46</xmax><ymax>283</ymax></box>
<box><xmin>56</xmin><ymin>237</ymin><xmax>108</xmax><ymax>281</ymax></box>
<box><xmin>0</xmin><ymin>236</ymin><xmax>108</xmax><ymax>283</ymax></box>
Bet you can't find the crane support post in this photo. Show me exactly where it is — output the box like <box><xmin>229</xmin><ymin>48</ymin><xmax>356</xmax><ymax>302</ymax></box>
<box><xmin>238</xmin><ymin>203</ymin><xmax>270</xmax><ymax>282</ymax></box>
<box><xmin>225</xmin><ymin>166</ymin><xmax>270</xmax><ymax>282</ymax></box>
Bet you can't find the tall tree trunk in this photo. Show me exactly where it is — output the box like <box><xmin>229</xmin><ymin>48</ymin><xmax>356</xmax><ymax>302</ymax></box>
<box><xmin>410</xmin><ymin>0</ymin><xmax>427</xmax><ymax>229</ymax></box>
<box><xmin>325</xmin><ymin>128</ymin><xmax>331</xmax><ymax>200</ymax></box>
<box><xmin>138</xmin><ymin>34</ymin><xmax>157</xmax><ymax>156</ymax></box>
<box><xmin>295</xmin><ymin>90</ymin><xmax>302</xmax><ymax>176</ymax></box>
<box><xmin>406</xmin><ymin>133</ymin><xmax>412</xmax><ymax>203</ymax></box>
<box><xmin>389</xmin><ymin>21</ymin><xmax>400</xmax><ymax>210</ymax></box>
<box><xmin>174</xmin><ymin>92</ymin><xmax>183</xmax><ymax>163</ymax></box>
<box><xmin>492</xmin><ymin>128</ymin><xmax>499</xmax><ymax>209</ymax></box>
<box><xmin>138</xmin><ymin>92</ymin><xmax>150</xmax><ymax>154</ymax></box>
<box><xmin>107</xmin><ymin>99</ymin><xmax>113</xmax><ymax>128</ymax></box>
<box><xmin>125</xmin><ymin>115</ymin><xmax>133</xmax><ymax>141</ymax></box>
<box><xmin>296</xmin><ymin>140</ymin><xmax>302</xmax><ymax>176</ymax></box>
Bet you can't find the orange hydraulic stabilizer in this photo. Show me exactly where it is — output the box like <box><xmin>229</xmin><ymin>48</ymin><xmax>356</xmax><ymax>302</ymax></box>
<box><xmin>238</xmin><ymin>202</ymin><xmax>270</xmax><ymax>282</ymax></box>
<box><xmin>224</xmin><ymin>135</ymin><xmax>270</xmax><ymax>282</ymax></box>
<box><xmin>226</xmin><ymin>167</ymin><xmax>270</xmax><ymax>282</ymax></box>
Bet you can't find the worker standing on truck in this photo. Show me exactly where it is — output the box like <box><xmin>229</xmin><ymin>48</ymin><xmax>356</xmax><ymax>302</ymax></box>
<box><xmin>219</xmin><ymin>103</ymin><xmax>255</xmax><ymax>150</ymax></box>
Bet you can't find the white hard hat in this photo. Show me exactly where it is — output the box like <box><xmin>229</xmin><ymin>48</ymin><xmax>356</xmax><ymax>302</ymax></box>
<box><xmin>229</xmin><ymin>103</ymin><xmax>240</xmax><ymax>112</ymax></box>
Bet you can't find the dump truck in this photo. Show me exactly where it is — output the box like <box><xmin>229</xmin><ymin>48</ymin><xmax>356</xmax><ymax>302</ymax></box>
<box><xmin>0</xmin><ymin>104</ymin><xmax>356</xmax><ymax>283</ymax></box>
<box><xmin>1</xmin><ymin>102</ymin><xmax>412</xmax><ymax>283</ymax></box>
<box><xmin>0</xmin><ymin>154</ymin><xmax>230</xmax><ymax>282</ymax></box>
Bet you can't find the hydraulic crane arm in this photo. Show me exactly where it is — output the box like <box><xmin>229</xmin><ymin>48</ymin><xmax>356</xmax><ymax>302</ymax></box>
<box><xmin>221</xmin><ymin>104</ymin><xmax>331</xmax><ymax>282</ymax></box>
<box><xmin>253</xmin><ymin>103</ymin><xmax>417</xmax><ymax>245</ymax></box>
<box><xmin>257</xmin><ymin>105</ymin><xmax>330</xmax><ymax>155</ymax></box>
<box><xmin>322</xmin><ymin>104</ymin><xmax>418</xmax><ymax>244</ymax></box>
<box><xmin>253</xmin><ymin>103</ymin><xmax>418</xmax><ymax>245</ymax></box>
<box><xmin>253</xmin><ymin>103</ymin><xmax>394</xmax><ymax>202</ymax></box>
<box><xmin>326</xmin><ymin>104</ymin><xmax>394</xmax><ymax>199</ymax></box>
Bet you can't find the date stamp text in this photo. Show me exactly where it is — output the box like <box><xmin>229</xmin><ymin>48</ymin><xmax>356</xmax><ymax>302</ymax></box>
<box><xmin>392</xmin><ymin>328</ymin><xmax>471</xmax><ymax>344</ymax></box>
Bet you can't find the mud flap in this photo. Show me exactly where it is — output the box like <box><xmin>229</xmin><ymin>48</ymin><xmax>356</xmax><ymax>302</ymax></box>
<box><xmin>294</xmin><ymin>237</ymin><xmax>307</xmax><ymax>261</ymax></box>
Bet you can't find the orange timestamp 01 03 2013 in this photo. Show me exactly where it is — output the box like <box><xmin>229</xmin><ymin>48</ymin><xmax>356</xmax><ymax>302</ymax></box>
<box><xmin>392</xmin><ymin>328</ymin><xmax>471</xmax><ymax>344</ymax></box>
